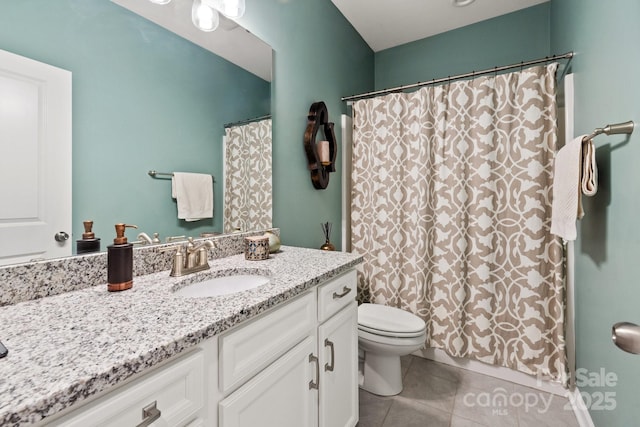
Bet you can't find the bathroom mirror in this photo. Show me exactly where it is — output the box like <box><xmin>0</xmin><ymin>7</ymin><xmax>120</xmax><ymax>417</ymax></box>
<box><xmin>0</xmin><ymin>0</ymin><xmax>272</xmax><ymax>266</ymax></box>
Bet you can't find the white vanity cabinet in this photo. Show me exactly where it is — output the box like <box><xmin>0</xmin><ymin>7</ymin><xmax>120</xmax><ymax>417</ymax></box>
<box><xmin>218</xmin><ymin>291</ymin><xmax>318</xmax><ymax>427</ymax></box>
<box><xmin>316</xmin><ymin>271</ymin><xmax>359</xmax><ymax>427</ymax></box>
<box><xmin>48</xmin><ymin>349</ymin><xmax>208</xmax><ymax>427</ymax></box>
<box><xmin>218</xmin><ymin>335</ymin><xmax>318</xmax><ymax>427</ymax></box>
<box><xmin>42</xmin><ymin>269</ymin><xmax>358</xmax><ymax>427</ymax></box>
<box><xmin>218</xmin><ymin>268</ymin><xmax>358</xmax><ymax>427</ymax></box>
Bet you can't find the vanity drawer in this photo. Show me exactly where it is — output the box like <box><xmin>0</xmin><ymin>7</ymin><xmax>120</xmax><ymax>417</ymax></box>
<box><xmin>219</xmin><ymin>290</ymin><xmax>316</xmax><ymax>394</ymax></box>
<box><xmin>317</xmin><ymin>269</ymin><xmax>357</xmax><ymax>323</ymax></box>
<box><xmin>50</xmin><ymin>350</ymin><xmax>205</xmax><ymax>427</ymax></box>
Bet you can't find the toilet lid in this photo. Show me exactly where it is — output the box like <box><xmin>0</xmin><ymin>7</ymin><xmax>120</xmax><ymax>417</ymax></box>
<box><xmin>358</xmin><ymin>303</ymin><xmax>426</xmax><ymax>335</ymax></box>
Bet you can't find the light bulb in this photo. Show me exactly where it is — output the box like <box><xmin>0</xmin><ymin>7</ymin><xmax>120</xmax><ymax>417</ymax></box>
<box><xmin>192</xmin><ymin>0</ymin><xmax>219</xmax><ymax>32</ymax></box>
<box><xmin>205</xmin><ymin>0</ymin><xmax>245</xmax><ymax>19</ymax></box>
<box><xmin>451</xmin><ymin>0</ymin><xmax>475</xmax><ymax>6</ymax></box>
<box><xmin>149</xmin><ymin>0</ymin><xmax>171</xmax><ymax>4</ymax></box>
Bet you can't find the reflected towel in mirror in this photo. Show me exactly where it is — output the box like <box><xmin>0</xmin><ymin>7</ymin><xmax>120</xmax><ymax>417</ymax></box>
<box><xmin>171</xmin><ymin>172</ymin><xmax>214</xmax><ymax>221</ymax></box>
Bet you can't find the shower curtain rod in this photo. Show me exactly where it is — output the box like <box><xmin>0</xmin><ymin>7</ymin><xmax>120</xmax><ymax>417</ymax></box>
<box><xmin>342</xmin><ymin>51</ymin><xmax>574</xmax><ymax>103</ymax></box>
<box><xmin>224</xmin><ymin>114</ymin><xmax>272</xmax><ymax>129</ymax></box>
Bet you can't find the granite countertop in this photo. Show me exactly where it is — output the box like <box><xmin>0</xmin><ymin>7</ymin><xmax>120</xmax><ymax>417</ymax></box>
<box><xmin>0</xmin><ymin>246</ymin><xmax>362</xmax><ymax>426</ymax></box>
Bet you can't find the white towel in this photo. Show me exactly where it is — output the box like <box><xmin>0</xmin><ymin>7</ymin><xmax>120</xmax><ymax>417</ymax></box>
<box><xmin>171</xmin><ymin>172</ymin><xmax>214</xmax><ymax>222</ymax></box>
<box><xmin>551</xmin><ymin>135</ymin><xmax>598</xmax><ymax>240</ymax></box>
<box><xmin>581</xmin><ymin>138</ymin><xmax>598</xmax><ymax>196</ymax></box>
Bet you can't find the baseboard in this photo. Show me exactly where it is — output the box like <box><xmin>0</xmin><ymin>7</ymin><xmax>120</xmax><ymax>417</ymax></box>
<box><xmin>417</xmin><ymin>348</ymin><xmax>567</xmax><ymax>395</ymax></box>
<box><xmin>417</xmin><ymin>349</ymin><xmax>595</xmax><ymax>426</ymax></box>
<box><xmin>568</xmin><ymin>388</ymin><xmax>596</xmax><ymax>427</ymax></box>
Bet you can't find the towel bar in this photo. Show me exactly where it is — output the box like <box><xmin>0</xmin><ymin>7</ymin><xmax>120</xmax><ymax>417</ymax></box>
<box><xmin>148</xmin><ymin>170</ymin><xmax>215</xmax><ymax>183</ymax></box>
<box><xmin>584</xmin><ymin>120</ymin><xmax>634</xmax><ymax>142</ymax></box>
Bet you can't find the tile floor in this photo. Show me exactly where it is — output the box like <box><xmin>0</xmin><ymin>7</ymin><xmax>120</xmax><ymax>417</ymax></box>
<box><xmin>358</xmin><ymin>355</ymin><xmax>580</xmax><ymax>427</ymax></box>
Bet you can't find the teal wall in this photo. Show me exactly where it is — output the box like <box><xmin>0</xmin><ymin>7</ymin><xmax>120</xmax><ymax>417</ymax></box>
<box><xmin>0</xmin><ymin>0</ymin><xmax>270</xmax><ymax>247</ymax></box>
<box><xmin>371</xmin><ymin>1</ymin><xmax>640</xmax><ymax>424</ymax></box>
<box><xmin>2</xmin><ymin>0</ymin><xmax>638</xmax><ymax>422</ymax></box>
<box><xmin>237</xmin><ymin>0</ymin><xmax>374</xmax><ymax>250</ymax></box>
<box><xmin>0</xmin><ymin>0</ymin><xmax>374</xmax><ymax>251</ymax></box>
<box><xmin>551</xmin><ymin>1</ymin><xmax>640</xmax><ymax>425</ymax></box>
<box><xmin>374</xmin><ymin>3</ymin><xmax>550</xmax><ymax>89</ymax></box>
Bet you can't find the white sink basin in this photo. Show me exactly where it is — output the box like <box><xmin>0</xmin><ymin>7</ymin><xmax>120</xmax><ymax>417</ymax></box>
<box><xmin>174</xmin><ymin>274</ymin><xmax>270</xmax><ymax>298</ymax></box>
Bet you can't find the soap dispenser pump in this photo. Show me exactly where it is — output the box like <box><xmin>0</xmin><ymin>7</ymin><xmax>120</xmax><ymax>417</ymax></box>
<box><xmin>76</xmin><ymin>220</ymin><xmax>101</xmax><ymax>254</ymax></box>
<box><xmin>107</xmin><ymin>223</ymin><xmax>137</xmax><ymax>292</ymax></box>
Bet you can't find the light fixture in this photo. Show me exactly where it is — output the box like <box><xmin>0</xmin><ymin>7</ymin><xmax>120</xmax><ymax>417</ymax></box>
<box><xmin>204</xmin><ymin>0</ymin><xmax>245</xmax><ymax>19</ymax></box>
<box><xmin>303</xmin><ymin>102</ymin><xmax>337</xmax><ymax>190</ymax></box>
<box><xmin>451</xmin><ymin>0</ymin><xmax>475</xmax><ymax>6</ymax></box>
<box><xmin>192</xmin><ymin>0</ymin><xmax>219</xmax><ymax>32</ymax></box>
<box><xmin>148</xmin><ymin>0</ymin><xmax>245</xmax><ymax>32</ymax></box>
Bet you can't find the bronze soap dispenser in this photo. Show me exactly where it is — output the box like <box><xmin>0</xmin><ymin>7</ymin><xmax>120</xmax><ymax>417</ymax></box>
<box><xmin>107</xmin><ymin>223</ymin><xmax>137</xmax><ymax>292</ymax></box>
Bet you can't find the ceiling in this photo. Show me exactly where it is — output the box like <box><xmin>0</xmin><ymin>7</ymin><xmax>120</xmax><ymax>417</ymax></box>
<box><xmin>111</xmin><ymin>0</ymin><xmax>272</xmax><ymax>81</ymax></box>
<box><xmin>331</xmin><ymin>0</ymin><xmax>549</xmax><ymax>52</ymax></box>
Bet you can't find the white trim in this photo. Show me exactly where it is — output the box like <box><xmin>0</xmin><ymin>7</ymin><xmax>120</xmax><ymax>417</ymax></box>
<box><xmin>563</xmin><ymin>73</ymin><xmax>577</xmax><ymax>389</ymax></box>
<box><xmin>568</xmin><ymin>387</ymin><xmax>596</xmax><ymax>427</ymax></box>
<box><xmin>417</xmin><ymin>348</ymin><xmax>568</xmax><ymax>396</ymax></box>
<box><xmin>341</xmin><ymin>114</ymin><xmax>353</xmax><ymax>253</ymax></box>
<box><xmin>417</xmin><ymin>348</ymin><xmax>595</xmax><ymax>426</ymax></box>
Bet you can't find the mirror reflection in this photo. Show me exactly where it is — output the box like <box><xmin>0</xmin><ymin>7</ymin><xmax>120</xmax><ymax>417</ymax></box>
<box><xmin>0</xmin><ymin>0</ymin><xmax>272</xmax><ymax>266</ymax></box>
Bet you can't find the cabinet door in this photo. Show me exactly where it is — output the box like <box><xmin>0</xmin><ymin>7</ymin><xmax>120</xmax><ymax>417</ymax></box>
<box><xmin>49</xmin><ymin>350</ymin><xmax>205</xmax><ymax>427</ymax></box>
<box><xmin>219</xmin><ymin>335</ymin><xmax>318</xmax><ymax>427</ymax></box>
<box><xmin>318</xmin><ymin>301</ymin><xmax>358</xmax><ymax>427</ymax></box>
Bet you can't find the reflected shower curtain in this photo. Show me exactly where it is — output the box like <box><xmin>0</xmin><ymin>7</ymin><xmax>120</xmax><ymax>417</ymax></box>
<box><xmin>351</xmin><ymin>65</ymin><xmax>566</xmax><ymax>382</ymax></box>
<box><xmin>223</xmin><ymin>118</ymin><xmax>272</xmax><ymax>233</ymax></box>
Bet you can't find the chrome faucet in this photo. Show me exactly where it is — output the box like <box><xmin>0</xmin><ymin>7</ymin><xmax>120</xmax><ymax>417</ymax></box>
<box><xmin>160</xmin><ymin>237</ymin><xmax>214</xmax><ymax>277</ymax></box>
<box><xmin>133</xmin><ymin>232</ymin><xmax>161</xmax><ymax>246</ymax></box>
<box><xmin>136</xmin><ymin>232</ymin><xmax>153</xmax><ymax>245</ymax></box>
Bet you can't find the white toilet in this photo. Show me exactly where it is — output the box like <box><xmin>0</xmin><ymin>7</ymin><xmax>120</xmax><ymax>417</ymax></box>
<box><xmin>358</xmin><ymin>303</ymin><xmax>427</xmax><ymax>396</ymax></box>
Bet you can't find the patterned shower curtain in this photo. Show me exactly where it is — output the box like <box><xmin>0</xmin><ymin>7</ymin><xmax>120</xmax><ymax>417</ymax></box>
<box><xmin>223</xmin><ymin>118</ymin><xmax>272</xmax><ymax>233</ymax></box>
<box><xmin>351</xmin><ymin>64</ymin><xmax>567</xmax><ymax>383</ymax></box>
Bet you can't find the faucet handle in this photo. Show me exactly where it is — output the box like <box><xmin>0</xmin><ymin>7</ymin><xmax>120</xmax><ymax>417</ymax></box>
<box><xmin>158</xmin><ymin>244</ymin><xmax>185</xmax><ymax>277</ymax></box>
<box><xmin>186</xmin><ymin>237</ymin><xmax>196</xmax><ymax>252</ymax></box>
<box><xmin>158</xmin><ymin>244</ymin><xmax>184</xmax><ymax>254</ymax></box>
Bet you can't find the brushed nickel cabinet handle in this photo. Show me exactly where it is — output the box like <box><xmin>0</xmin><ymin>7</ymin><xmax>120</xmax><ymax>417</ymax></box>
<box><xmin>324</xmin><ymin>339</ymin><xmax>335</xmax><ymax>372</ymax></box>
<box><xmin>309</xmin><ymin>353</ymin><xmax>319</xmax><ymax>390</ymax></box>
<box><xmin>136</xmin><ymin>401</ymin><xmax>162</xmax><ymax>427</ymax></box>
<box><xmin>332</xmin><ymin>286</ymin><xmax>351</xmax><ymax>299</ymax></box>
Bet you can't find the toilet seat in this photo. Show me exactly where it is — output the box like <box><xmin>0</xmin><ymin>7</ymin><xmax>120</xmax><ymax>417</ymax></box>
<box><xmin>358</xmin><ymin>327</ymin><xmax>427</xmax><ymax>348</ymax></box>
<box><xmin>358</xmin><ymin>324</ymin><xmax>425</xmax><ymax>338</ymax></box>
<box><xmin>358</xmin><ymin>303</ymin><xmax>426</xmax><ymax>337</ymax></box>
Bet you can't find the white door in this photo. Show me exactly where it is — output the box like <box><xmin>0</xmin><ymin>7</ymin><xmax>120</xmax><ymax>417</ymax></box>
<box><xmin>318</xmin><ymin>301</ymin><xmax>359</xmax><ymax>427</ymax></box>
<box><xmin>219</xmin><ymin>335</ymin><xmax>318</xmax><ymax>427</ymax></box>
<box><xmin>0</xmin><ymin>49</ymin><xmax>72</xmax><ymax>265</ymax></box>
